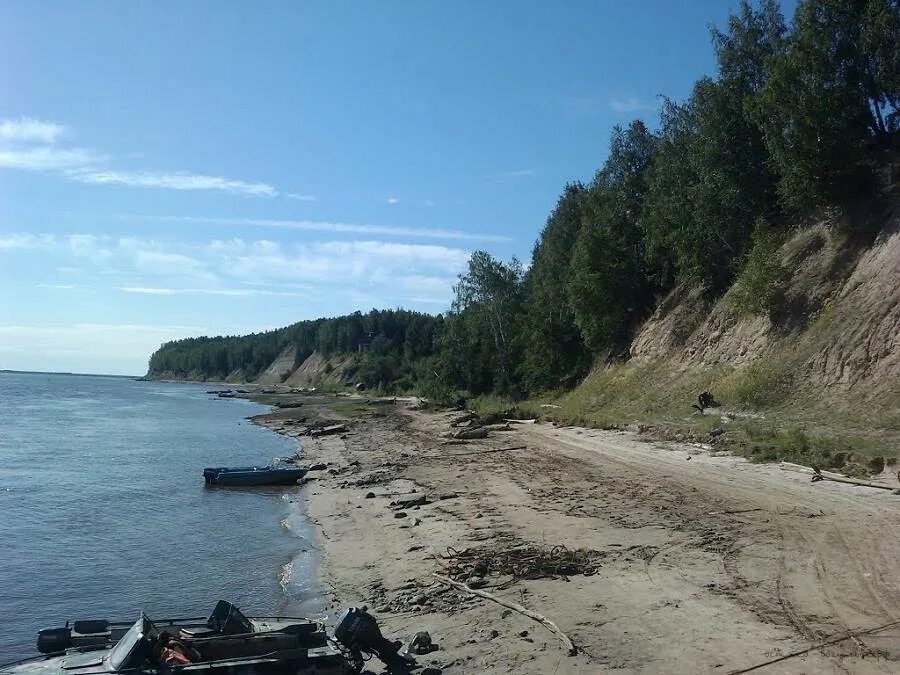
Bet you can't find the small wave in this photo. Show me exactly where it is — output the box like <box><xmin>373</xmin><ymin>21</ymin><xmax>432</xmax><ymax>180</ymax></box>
<box><xmin>278</xmin><ymin>561</ymin><xmax>293</xmax><ymax>592</ymax></box>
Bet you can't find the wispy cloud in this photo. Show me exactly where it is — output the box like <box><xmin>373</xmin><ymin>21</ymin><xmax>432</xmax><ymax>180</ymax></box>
<box><xmin>0</xmin><ymin>322</ymin><xmax>208</xmax><ymax>335</ymax></box>
<box><xmin>0</xmin><ymin>117</ymin><xmax>64</xmax><ymax>143</ymax></box>
<box><xmin>286</xmin><ymin>193</ymin><xmax>316</xmax><ymax>201</ymax></box>
<box><xmin>67</xmin><ymin>169</ymin><xmax>278</xmax><ymax>197</ymax></box>
<box><xmin>491</xmin><ymin>168</ymin><xmax>536</xmax><ymax>183</ymax></box>
<box><xmin>0</xmin><ymin>146</ymin><xmax>104</xmax><ymax>170</ymax></box>
<box><xmin>0</xmin><ymin>233</ymin><xmax>53</xmax><ymax>251</ymax></box>
<box><xmin>209</xmin><ymin>238</ymin><xmax>469</xmax><ymax>288</ymax></box>
<box><xmin>499</xmin><ymin>168</ymin><xmax>535</xmax><ymax>178</ymax></box>
<box><xmin>609</xmin><ymin>97</ymin><xmax>652</xmax><ymax>113</ymax></box>
<box><xmin>386</xmin><ymin>197</ymin><xmax>399</xmax><ymax>204</ymax></box>
<box><xmin>0</xmin><ymin>116</ymin><xmax>280</xmax><ymax>198</ymax></box>
<box><xmin>0</xmin><ymin>117</ymin><xmax>104</xmax><ymax>170</ymax></box>
<box><xmin>2</xmin><ymin>231</ymin><xmax>467</xmax><ymax>308</ymax></box>
<box><xmin>36</xmin><ymin>283</ymin><xmax>78</xmax><ymax>290</ymax></box>
<box><xmin>124</xmin><ymin>214</ymin><xmax>512</xmax><ymax>243</ymax></box>
<box><xmin>118</xmin><ymin>286</ymin><xmax>306</xmax><ymax>297</ymax></box>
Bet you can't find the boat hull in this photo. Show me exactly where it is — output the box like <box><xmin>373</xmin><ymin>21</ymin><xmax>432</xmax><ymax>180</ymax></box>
<box><xmin>203</xmin><ymin>467</ymin><xmax>307</xmax><ymax>486</ymax></box>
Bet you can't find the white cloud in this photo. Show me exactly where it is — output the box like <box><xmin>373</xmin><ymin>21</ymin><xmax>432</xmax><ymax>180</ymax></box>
<box><xmin>0</xmin><ymin>116</ymin><xmax>279</xmax><ymax>198</ymax></box>
<box><xmin>36</xmin><ymin>283</ymin><xmax>78</xmax><ymax>290</ymax></box>
<box><xmin>386</xmin><ymin>197</ymin><xmax>399</xmax><ymax>204</ymax></box>
<box><xmin>5</xmin><ymin>231</ymin><xmax>466</xmax><ymax>315</ymax></box>
<box><xmin>0</xmin><ymin>146</ymin><xmax>104</xmax><ymax>170</ymax></box>
<box><xmin>207</xmin><ymin>238</ymin><xmax>465</xmax><ymax>305</ymax></box>
<box><xmin>131</xmin><ymin>249</ymin><xmax>211</xmax><ymax>278</ymax></box>
<box><xmin>609</xmin><ymin>97</ymin><xmax>652</xmax><ymax>113</ymax></box>
<box><xmin>492</xmin><ymin>168</ymin><xmax>536</xmax><ymax>183</ymax></box>
<box><xmin>286</xmin><ymin>193</ymin><xmax>316</xmax><ymax>201</ymax></box>
<box><xmin>0</xmin><ymin>117</ymin><xmax>64</xmax><ymax>144</ymax></box>
<box><xmin>125</xmin><ymin>214</ymin><xmax>512</xmax><ymax>243</ymax></box>
<box><xmin>118</xmin><ymin>286</ymin><xmax>305</xmax><ymax>297</ymax></box>
<box><xmin>67</xmin><ymin>169</ymin><xmax>278</xmax><ymax>197</ymax></box>
<box><xmin>0</xmin><ymin>233</ymin><xmax>54</xmax><ymax>251</ymax></box>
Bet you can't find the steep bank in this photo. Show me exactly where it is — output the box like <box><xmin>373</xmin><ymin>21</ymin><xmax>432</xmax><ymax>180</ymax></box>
<box><xmin>541</xmin><ymin>203</ymin><xmax>900</xmax><ymax>463</ymax></box>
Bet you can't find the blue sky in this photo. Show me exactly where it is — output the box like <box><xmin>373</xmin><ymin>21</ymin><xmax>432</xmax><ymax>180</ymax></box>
<box><xmin>0</xmin><ymin>0</ymin><xmax>779</xmax><ymax>375</ymax></box>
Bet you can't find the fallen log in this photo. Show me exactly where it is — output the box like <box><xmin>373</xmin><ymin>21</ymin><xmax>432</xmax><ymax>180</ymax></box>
<box><xmin>453</xmin><ymin>427</ymin><xmax>488</xmax><ymax>440</ymax></box>
<box><xmin>504</xmin><ymin>418</ymin><xmax>537</xmax><ymax>424</ymax></box>
<box><xmin>779</xmin><ymin>462</ymin><xmax>895</xmax><ymax>491</ymax></box>
<box><xmin>310</xmin><ymin>424</ymin><xmax>348</xmax><ymax>437</ymax></box>
<box><xmin>483</xmin><ymin>423</ymin><xmax>513</xmax><ymax>432</ymax></box>
<box><xmin>432</xmin><ymin>573</ymin><xmax>577</xmax><ymax>656</ymax></box>
<box><xmin>449</xmin><ymin>412</ymin><xmax>477</xmax><ymax>427</ymax></box>
<box><xmin>726</xmin><ymin>618</ymin><xmax>900</xmax><ymax>675</ymax></box>
<box><xmin>447</xmin><ymin>445</ymin><xmax>527</xmax><ymax>458</ymax></box>
<box><xmin>391</xmin><ymin>494</ymin><xmax>429</xmax><ymax>510</ymax></box>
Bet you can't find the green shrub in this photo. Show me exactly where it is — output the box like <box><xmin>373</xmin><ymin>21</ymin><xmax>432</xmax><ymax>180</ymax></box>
<box><xmin>728</xmin><ymin>219</ymin><xmax>789</xmax><ymax>318</ymax></box>
<box><xmin>416</xmin><ymin>376</ymin><xmax>460</xmax><ymax>408</ymax></box>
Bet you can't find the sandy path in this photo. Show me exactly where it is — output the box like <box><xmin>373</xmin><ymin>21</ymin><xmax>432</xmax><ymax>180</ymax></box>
<box><xmin>259</xmin><ymin>401</ymin><xmax>899</xmax><ymax>674</ymax></box>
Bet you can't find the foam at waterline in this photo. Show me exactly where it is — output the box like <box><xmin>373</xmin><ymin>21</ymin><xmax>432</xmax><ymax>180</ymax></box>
<box><xmin>277</xmin><ymin>487</ymin><xmax>330</xmax><ymax>618</ymax></box>
<box><xmin>279</xmin><ymin>560</ymin><xmax>294</xmax><ymax>593</ymax></box>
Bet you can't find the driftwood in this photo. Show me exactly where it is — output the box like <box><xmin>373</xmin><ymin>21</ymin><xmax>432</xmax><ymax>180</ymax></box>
<box><xmin>726</xmin><ymin>618</ymin><xmax>900</xmax><ymax>675</ymax></box>
<box><xmin>391</xmin><ymin>494</ymin><xmax>429</xmax><ymax>510</ymax></box>
<box><xmin>453</xmin><ymin>427</ymin><xmax>488</xmax><ymax>440</ymax></box>
<box><xmin>449</xmin><ymin>412</ymin><xmax>477</xmax><ymax>427</ymax></box>
<box><xmin>780</xmin><ymin>462</ymin><xmax>895</xmax><ymax>491</ymax></box>
<box><xmin>483</xmin><ymin>423</ymin><xmax>513</xmax><ymax>432</ymax></box>
<box><xmin>432</xmin><ymin>573</ymin><xmax>577</xmax><ymax>656</ymax></box>
<box><xmin>310</xmin><ymin>424</ymin><xmax>347</xmax><ymax>437</ymax></box>
<box><xmin>504</xmin><ymin>418</ymin><xmax>537</xmax><ymax>424</ymax></box>
<box><xmin>447</xmin><ymin>445</ymin><xmax>528</xmax><ymax>458</ymax></box>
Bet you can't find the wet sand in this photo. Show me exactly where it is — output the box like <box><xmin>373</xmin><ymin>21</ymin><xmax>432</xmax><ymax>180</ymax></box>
<box><xmin>250</xmin><ymin>395</ymin><xmax>900</xmax><ymax>674</ymax></box>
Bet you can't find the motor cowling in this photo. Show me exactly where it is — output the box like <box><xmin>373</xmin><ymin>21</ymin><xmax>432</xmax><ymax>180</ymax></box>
<box><xmin>334</xmin><ymin>607</ymin><xmax>409</xmax><ymax>668</ymax></box>
<box><xmin>36</xmin><ymin>627</ymin><xmax>71</xmax><ymax>654</ymax></box>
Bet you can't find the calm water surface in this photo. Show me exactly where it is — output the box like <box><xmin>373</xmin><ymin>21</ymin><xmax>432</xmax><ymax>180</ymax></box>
<box><xmin>0</xmin><ymin>372</ymin><xmax>323</xmax><ymax>662</ymax></box>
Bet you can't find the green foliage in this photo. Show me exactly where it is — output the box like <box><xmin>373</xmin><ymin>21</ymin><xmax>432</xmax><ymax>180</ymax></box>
<box><xmin>643</xmin><ymin>77</ymin><xmax>779</xmax><ymax>290</ymax></box>
<box><xmin>147</xmin><ymin>309</ymin><xmax>441</xmax><ymax>382</ymax></box>
<box><xmin>518</xmin><ymin>183</ymin><xmax>591</xmax><ymax>390</ymax></box>
<box><xmin>415</xmin><ymin>369</ymin><xmax>460</xmax><ymax>408</ymax></box>
<box><xmin>728</xmin><ymin>219</ymin><xmax>789</xmax><ymax>316</ymax></box>
<box><xmin>719</xmin><ymin>356</ymin><xmax>796</xmax><ymax>409</ymax></box>
<box><xmin>753</xmin><ymin>0</ymin><xmax>899</xmax><ymax>211</ymax></box>
<box><xmin>568</xmin><ymin>121</ymin><xmax>656</xmax><ymax>353</ymax></box>
<box><xmin>436</xmin><ymin>251</ymin><xmax>524</xmax><ymax>395</ymax></box>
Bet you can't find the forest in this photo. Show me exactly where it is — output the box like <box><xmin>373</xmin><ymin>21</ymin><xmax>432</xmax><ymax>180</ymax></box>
<box><xmin>148</xmin><ymin>0</ymin><xmax>899</xmax><ymax>397</ymax></box>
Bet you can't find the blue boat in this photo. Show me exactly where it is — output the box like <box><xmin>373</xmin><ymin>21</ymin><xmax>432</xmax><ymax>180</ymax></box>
<box><xmin>203</xmin><ymin>460</ymin><xmax>308</xmax><ymax>486</ymax></box>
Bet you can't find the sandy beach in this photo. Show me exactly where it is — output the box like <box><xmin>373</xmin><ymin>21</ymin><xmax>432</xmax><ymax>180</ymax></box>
<box><xmin>250</xmin><ymin>395</ymin><xmax>900</xmax><ymax>674</ymax></box>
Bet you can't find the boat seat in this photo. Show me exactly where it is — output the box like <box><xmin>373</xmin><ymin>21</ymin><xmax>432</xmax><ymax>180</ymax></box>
<box><xmin>179</xmin><ymin>626</ymin><xmax>217</xmax><ymax>639</ymax></box>
<box><xmin>73</xmin><ymin>620</ymin><xmax>109</xmax><ymax>635</ymax></box>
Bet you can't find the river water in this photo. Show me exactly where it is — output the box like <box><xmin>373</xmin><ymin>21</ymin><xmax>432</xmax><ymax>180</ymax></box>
<box><xmin>0</xmin><ymin>371</ymin><xmax>324</xmax><ymax>663</ymax></box>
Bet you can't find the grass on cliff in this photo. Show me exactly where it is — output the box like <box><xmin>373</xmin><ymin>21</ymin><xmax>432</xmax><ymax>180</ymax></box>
<box><xmin>467</xmin><ymin>357</ymin><xmax>898</xmax><ymax>472</ymax></box>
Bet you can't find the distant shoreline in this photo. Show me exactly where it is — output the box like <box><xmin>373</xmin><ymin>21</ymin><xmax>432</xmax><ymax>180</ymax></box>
<box><xmin>0</xmin><ymin>369</ymin><xmax>138</xmax><ymax>379</ymax></box>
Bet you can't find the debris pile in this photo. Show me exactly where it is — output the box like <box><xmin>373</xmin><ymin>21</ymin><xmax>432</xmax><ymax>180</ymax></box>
<box><xmin>439</xmin><ymin>545</ymin><xmax>603</xmax><ymax>584</ymax></box>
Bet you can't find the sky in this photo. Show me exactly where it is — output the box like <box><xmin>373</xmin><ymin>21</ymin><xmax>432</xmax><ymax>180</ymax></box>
<box><xmin>0</xmin><ymin>0</ymin><xmax>782</xmax><ymax>375</ymax></box>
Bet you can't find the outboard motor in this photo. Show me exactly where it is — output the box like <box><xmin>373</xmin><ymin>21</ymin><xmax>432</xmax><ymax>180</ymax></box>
<box><xmin>36</xmin><ymin>626</ymin><xmax>72</xmax><ymax>654</ymax></box>
<box><xmin>334</xmin><ymin>607</ymin><xmax>411</xmax><ymax>669</ymax></box>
